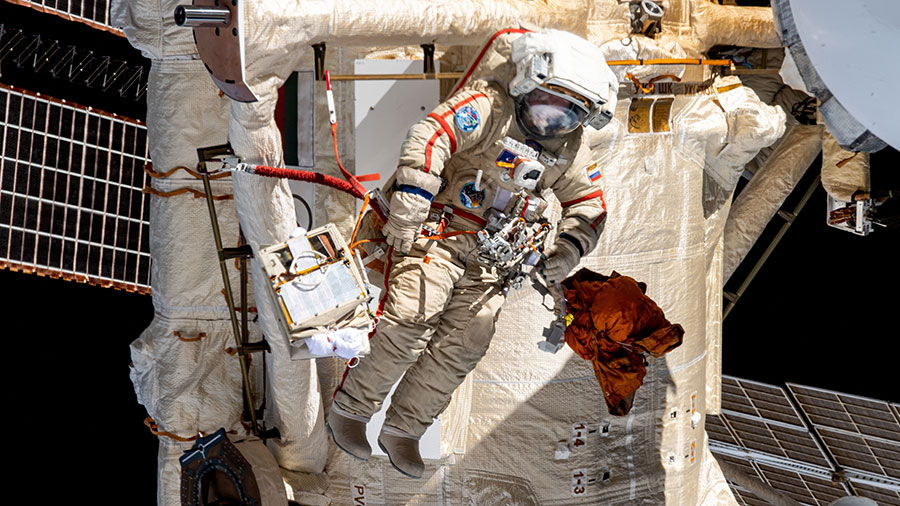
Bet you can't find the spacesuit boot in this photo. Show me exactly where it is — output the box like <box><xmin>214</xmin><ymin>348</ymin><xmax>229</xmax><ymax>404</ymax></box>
<box><xmin>377</xmin><ymin>424</ymin><xmax>425</xmax><ymax>479</ymax></box>
<box><xmin>326</xmin><ymin>404</ymin><xmax>372</xmax><ymax>461</ymax></box>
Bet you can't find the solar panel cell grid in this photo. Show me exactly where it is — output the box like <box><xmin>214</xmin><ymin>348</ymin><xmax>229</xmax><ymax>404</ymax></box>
<box><xmin>710</xmin><ymin>377</ymin><xmax>900</xmax><ymax>505</ymax></box>
<box><xmin>869</xmin><ymin>440</ymin><xmax>900</xmax><ymax>480</ymax></box>
<box><xmin>724</xmin><ymin>415</ymin><xmax>788</xmax><ymax>456</ymax></box>
<box><xmin>789</xmin><ymin>385</ymin><xmax>900</xmax><ymax>439</ymax></box>
<box><xmin>756</xmin><ymin>463</ymin><xmax>818</xmax><ymax>504</ymax></box>
<box><xmin>770</xmin><ymin>427</ymin><xmax>830</xmax><ymax>467</ymax></box>
<box><xmin>706</xmin><ymin>415</ymin><xmax>739</xmax><ymax>446</ymax></box>
<box><xmin>0</xmin><ymin>85</ymin><xmax>150</xmax><ymax>293</ymax></box>
<box><xmin>14</xmin><ymin>0</ymin><xmax>117</xmax><ymax>33</ymax></box>
<box><xmin>852</xmin><ymin>482</ymin><xmax>900</xmax><ymax>506</ymax></box>
<box><xmin>818</xmin><ymin>428</ymin><xmax>882</xmax><ymax>471</ymax></box>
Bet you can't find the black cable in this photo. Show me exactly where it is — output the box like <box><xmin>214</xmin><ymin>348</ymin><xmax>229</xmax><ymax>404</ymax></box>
<box><xmin>292</xmin><ymin>193</ymin><xmax>314</xmax><ymax>229</ymax></box>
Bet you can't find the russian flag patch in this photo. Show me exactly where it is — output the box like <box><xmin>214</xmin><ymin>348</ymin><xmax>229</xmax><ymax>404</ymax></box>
<box><xmin>584</xmin><ymin>162</ymin><xmax>602</xmax><ymax>185</ymax></box>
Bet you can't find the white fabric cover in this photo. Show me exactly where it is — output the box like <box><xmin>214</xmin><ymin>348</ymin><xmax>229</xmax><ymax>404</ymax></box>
<box><xmin>228</xmin><ymin>87</ymin><xmax>331</xmax><ymax>474</ymax></box>
<box><xmin>147</xmin><ymin>177</ymin><xmax>247</xmax><ymax>317</ymax></box>
<box><xmin>587</xmin><ymin>1</ymin><xmax>779</xmax><ymax>54</ymax></box>
<box><xmin>723</xmin><ymin>124</ymin><xmax>823</xmax><ymax>281</ymax></box>
<box><xmin>822</xmin><ymin>129</ymin><xmax>870</xmax><ymax>203</ymax></box>
<box><xmin>128</xmin><ymin>58</ymin><xmax>260</xmax><ymax>506</ymax></box>
<box><xmin>130</xmin><ymin>315</ymin><xmax>248</xmax><ymax>436</ymax></box>
<box><xmin>144</xmin><ymin>61</ymin><xmax>238</xmax><ymax>318</ymax></box>
<box><xmin>697</xmin><ymin>437</ymin><xmax>740</xmax><ymax>505</ymax></box>
<box><xmin>233</xmin><ymin>437</ymin><xmax>291</xmax><ymax>506</ymax></box>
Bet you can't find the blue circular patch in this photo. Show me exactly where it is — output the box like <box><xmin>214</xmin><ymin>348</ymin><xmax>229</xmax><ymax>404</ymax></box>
<box><xmin>459</xmin><ymin>182</ymin><xmax>486</xmax><ymax>209</ymax></box>
<box><xmin>455</xmin><ymin>105</ymin><xmax>480</xmax><ymax>133</ymax></box>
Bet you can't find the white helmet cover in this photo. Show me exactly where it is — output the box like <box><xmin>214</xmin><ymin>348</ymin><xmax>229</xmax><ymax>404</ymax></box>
<box><xmin>509</xmin><ymin>29</ymin><xmax>618</xmax><ymax>130</ymax></box>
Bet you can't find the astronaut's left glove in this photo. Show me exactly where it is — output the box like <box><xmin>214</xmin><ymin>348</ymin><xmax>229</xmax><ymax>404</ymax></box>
<box><xmin>539</xmin><ymin>239</ymin><xmax>582</xmax><ymax>284</ymax></box>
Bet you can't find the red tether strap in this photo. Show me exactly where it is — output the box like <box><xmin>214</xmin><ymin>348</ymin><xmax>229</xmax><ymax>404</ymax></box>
<box><xmin>431</xmin><ymin>202</ymin><xmax>487</xmax><ymax>227</ymax></box>
<box><xmin>428</xmin><ymin>112</ymin><xmax>457</xmax><ymax>154</ymax></box>
<box><xmin>452</xmin><ymin>28</ymin><xmax>530</xmax><ymax>94</ymax></box>
<box><xmin>250</xmin><ymin>165</ymin><xmax>365</xmax><ymax>200</ymax></box>
<box><xmin>334</xmin><ymin>246</ymin><xmax>395</xmax><ymax>398</ymax></box>
<box><xmin>560</xmin><ymin>189</ymin><xmax>607</xmax><ymax>211</ymax></box>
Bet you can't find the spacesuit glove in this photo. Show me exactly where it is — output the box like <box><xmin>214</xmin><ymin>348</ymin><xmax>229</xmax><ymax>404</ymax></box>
<box><xmin>539</xmin><ymin>239</ymin><xmax>581</xmax><ymax>284</ymax></box>
<box><xmin>382</xmin><ymin>190</ymin><xmax>431</xmax><ymax>254</ymax></box>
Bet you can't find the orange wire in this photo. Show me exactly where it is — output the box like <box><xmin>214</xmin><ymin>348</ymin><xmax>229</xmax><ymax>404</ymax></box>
<box><xmin>174</xmin><ymin>331</ymin><xmax>207</xmax><ymax>342</ymax></box>
<box><xmin>143</xmin><ymin>186</ymin><xmax>233</xmax><ymax>201</ymax></box>
<box><xmin>624</xmin><ymin>73</ymin><xmax>682</xmax><ymax>94</ymax></box>
<box><xmin>420</xmin><ymin>230</ymin><xmax>478</xmax><ymax>240</ymax></box>
<box><xmin>350</xmin><ymin>238</ymin><xmax>386</xmax><ymax>250</ymax></box>
<box><xmin>144</xmin><ymin>417</ymin><xmax>198</xmax><ymax>442</ymax></box>
<box><xmin>350</xmin><ymin>193</ymin><xmax>370</xmax><ymax>247</ymax></box>
<box><xmin>331</xmin><ymin>123</ymin><xmax>367</xmax><ymax>195</ymax></box>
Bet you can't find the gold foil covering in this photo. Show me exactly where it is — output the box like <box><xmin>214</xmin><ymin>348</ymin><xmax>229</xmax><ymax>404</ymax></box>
<box><xmin>628</xmin><ymin>98</ymin><xmax>674</xmax><ymax>133</ymax></box>
<box><xmin>652</xmin><ymin>98</ymin><xmax>674</xmax><ymax>133</ymax></box>
<box><xmin>628</xmin><ymin>98</ymin><xmax>654</xmax><ymax>133</ymax></box>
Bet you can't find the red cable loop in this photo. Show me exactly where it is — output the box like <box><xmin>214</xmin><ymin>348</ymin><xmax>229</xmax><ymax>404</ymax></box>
<box><xmin>250</xmin><ymin>165</ymin><xmax>365</xmax><ymax>200</ymax></box>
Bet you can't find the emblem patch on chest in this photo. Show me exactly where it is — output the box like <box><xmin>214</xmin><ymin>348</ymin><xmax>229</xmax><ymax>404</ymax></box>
<box><xmin>455</xmin><ymin>105</ymin><xmax>481</xmax><ymax>132</ymax></box>
<box><xmin>459</xmin><ymin>181</ymin><xmax>486</xmax><ymax>209</ymax></box>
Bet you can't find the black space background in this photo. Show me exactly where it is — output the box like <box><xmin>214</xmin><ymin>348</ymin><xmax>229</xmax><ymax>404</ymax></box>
<box><xmin>1</xmin><ymin>2</ymin><xmax>897</xmax><ymax>503</ymax></box>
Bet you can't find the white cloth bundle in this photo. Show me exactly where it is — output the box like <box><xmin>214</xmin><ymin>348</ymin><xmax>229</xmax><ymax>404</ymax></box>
<box><xmin>306</xmin><ymin>328</ymin><xmax>367</xmax><ymax>359</ymax></box>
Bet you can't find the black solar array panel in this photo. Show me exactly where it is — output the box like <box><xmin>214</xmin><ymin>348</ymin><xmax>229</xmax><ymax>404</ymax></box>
<box><xmin>729</xmin><ymin>484</ymin><xmax>772</xmax><ymax>506</ymax></box>
<box><xmin>711</xmin><ymin>376</ymin><xmax>900</xmax><ymax>506</ymax></box>
<box><xmin>720</xmin><ymin>376</ymin><xmax>832</xmax><ymax>468</ymax></box>
<box><xmin>755</xmin><ymin>463</ymin><xmax>846</xmax><ymax>506</ymax></box>
<box><xmin>0</xmin><ymin>84</ymin><xmax>151</xmax><ymax>293</ymax></box>
<box><xmin>10</xmin><ymin>0</ymin><xmax>119</xmax><ymax>34</ymax></box>
<box><xmin>788</xmin><ymin>384</ymin><xmax>900</xmax><ymax>505</ymax></box>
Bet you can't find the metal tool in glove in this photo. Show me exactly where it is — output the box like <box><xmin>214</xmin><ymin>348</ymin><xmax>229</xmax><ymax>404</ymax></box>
<box><xmin>533</xmin><ymin>278</ymin><xmax>569</xmax><ymax>353</ymax></box>
<box><xmin>474</xmin><ymin>190</ymin><xmax>552</xmax><ymax>291</ymax></box>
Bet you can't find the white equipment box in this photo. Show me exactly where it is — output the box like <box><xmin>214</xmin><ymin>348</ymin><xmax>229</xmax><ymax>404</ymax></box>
<box><xmin>258</xmin><ymin>224</ymin><xmax>373</xmax><ymax>360</ymax></box>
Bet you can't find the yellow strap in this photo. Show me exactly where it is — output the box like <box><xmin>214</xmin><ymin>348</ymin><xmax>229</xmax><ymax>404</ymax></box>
<box><xmin>715</xmin><ymin>83</ymin><xmax>743</xmax><ymax>94</ymax></box>
<box><xmin>608</xmin><ymin>58</ymin><xmax>732</xmax><ymax>66</ymax></box>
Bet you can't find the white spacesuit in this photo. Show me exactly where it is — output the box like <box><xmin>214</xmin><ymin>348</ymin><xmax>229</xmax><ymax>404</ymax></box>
<box><xmin>328</xmin><ymin>29</ymin><xmax>618</xmax><ymax>478</ymax></box>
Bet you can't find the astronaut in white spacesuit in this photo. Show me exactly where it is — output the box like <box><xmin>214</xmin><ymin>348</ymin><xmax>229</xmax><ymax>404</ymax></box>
<box><xmin>327</xmin><ymin>29</ymin><xmax>618</xmax><ymax>478</ymax></box>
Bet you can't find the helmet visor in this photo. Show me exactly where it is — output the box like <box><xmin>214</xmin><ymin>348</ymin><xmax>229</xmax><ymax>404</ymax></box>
<box><xmin>515</xmin><ymin>88</ymin><xmax>589</xmax><ymax>139</ymax></box>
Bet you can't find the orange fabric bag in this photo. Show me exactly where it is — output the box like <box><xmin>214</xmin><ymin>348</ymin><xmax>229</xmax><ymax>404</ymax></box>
<box><xmin>562</xmin><ymin>269</ymin><xmax>684</xmax><ymax>415</ymax></box>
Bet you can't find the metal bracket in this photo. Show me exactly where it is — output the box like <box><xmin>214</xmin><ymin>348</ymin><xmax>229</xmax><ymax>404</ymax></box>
<box><xmin>630</xmin><ymin>0</ymin><xmax>664</xmax><ymax>37</ymax></box>
<box><xmin>196</xmin><ymin>143</ymin><xmax>235</xmax><ymax>172</ymax></box>
<box><xmin>539</xmin><ymin>320</ymin><xmax>567</xmax><ymax>353</ymax></box>
<box><xmin>220</xmin><ymin>244</ymin><xmax>253</xmax><ymax>260</ymax></box>
<box><xmin>174</xmin><ymin>0</ymin><xmax>257</xmax><ymax>102</ymax></box>
<box><xmin>258</xmin><ymin>427</ymin><xmax>281</xmax><ymax>440</ymax></box>
<box><xmin>421</xmin><ymin>43</ymin><xmax>436</xmax><ymax>74</ymax></box>
<box><xmin>312</xmin><ymin>43</ymin><xmax>327</xmax><ymax>81</ymax></box>
<box><xmin>238</xmin><ymin>339</ymin><xmax>271</xmax><ymax>356</ymax></box>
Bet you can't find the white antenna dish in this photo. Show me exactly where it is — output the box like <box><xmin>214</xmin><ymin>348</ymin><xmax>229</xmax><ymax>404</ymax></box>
<box><xmin>781</xmin><ymin>0</ymin><xmax>900</xmax><ymax>150</ymax></box>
